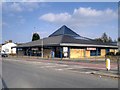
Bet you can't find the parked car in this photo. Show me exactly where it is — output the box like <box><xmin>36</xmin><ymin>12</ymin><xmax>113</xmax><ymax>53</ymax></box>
<box><xmin>0</xmin><ymin>51</ymin><xmax>8</xmax><ymax>57</ymax></box>
<box><xmin>1</xmin><ymin>53</ymin><xmax>8</xmax><ymax>57</ymax></box>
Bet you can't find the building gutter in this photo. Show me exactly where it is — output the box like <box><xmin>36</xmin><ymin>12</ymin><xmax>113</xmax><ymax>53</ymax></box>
<box><xmin>60</xmin><ymin>43</ymin><xmax>118</xmax><ymax>48</ymax></box>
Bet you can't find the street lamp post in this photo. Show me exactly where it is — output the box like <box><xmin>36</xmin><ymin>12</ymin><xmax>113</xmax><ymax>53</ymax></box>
<box><xmin>118</xmin><ymin>41</ymin><xmax>120</xmax><ymax>75</ymax></box>
<box><xmin>41</xmin><ymin>38</ymin><xmax>44</xmax><ymax>58</ymax></box>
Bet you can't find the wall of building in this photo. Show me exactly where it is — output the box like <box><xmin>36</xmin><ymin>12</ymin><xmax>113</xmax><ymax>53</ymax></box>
<box><xmin>18</xmin><ymin>50</ymin><xmax>24</xmax><ymax>56</ymax></box>
<box><xmin>70</xmin><ymin>49</ymin><xmax>85</xmax><ymax>58</ymax></box>
<box><xmin>1</xmin><ymin>43</ymin><xmax>17</xmax><ymax>54</ymax></box>
<box><xmin>115</xmin><ymin>49</ymin><xmax>118</xmax><ymax>54</ymax></box>
<box><xmin>110</xmin><ymin>49</ymin><xmax>118</xmax><ymax>54</ymax></box>
<box><xmin>85</xmin><ymin>50</ymin><xmax>90</xmax><ymax>57</ymax></box>
<box><xmin>100</xmin><ymin>49</ymin><xmax>106</xmax><ymax>56</ymax></box>
<box><xmin>43</xmin><ymin>49</ymin><xmax>52</xmax><ymax>58</ymax></box>
<box><xmin>16</xmin><ymin>47</ymin><xmax>118</xmax><ymax>59</ymax></box>
<box><xmin>0</xmin><ymin>45</ymin><xmax>1</xmax><ymax>52</ymax></box>
<box><xmin>110</xmin><ymin>49</ymin><xmax>115</xmax><ymax>52</ymax></box>
<box><xmin>69</xmin><ymin>48</ymin><xmax>117</xmax><ymax>59</ymax></box>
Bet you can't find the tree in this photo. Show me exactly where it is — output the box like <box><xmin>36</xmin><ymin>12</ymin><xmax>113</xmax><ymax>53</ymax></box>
<box><xmin>32</xmin><ymin>33</ymin><xmax>40</xmax><ymax>41</ymax></box>
<box><xmin>94</xmin><ymin>38</ymin><xmax>102</xmax><ymax>42</ymax></box>
<box><xmin>101</xmin><ymin>32</ymin><xmax>109</xmax><ymax>43</ymax></box>
<box><xmin>94</xmin><ymin>32</ymin><xmax>113</xmax><ymax>43</ymax></box>
<box><xmin>108</xmin><ymin>37</ymin><xmax>112</xmax><ymax>42</ymax></box>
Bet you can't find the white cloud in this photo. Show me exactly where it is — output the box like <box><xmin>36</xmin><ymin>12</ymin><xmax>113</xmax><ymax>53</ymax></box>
<box><xmin>73</xmin><ymin>7</ymin><xmax>102</xmax><ymax>17</ymax></box>
<box><xmin>2</xmin><ymin>2</ymin><xmax>40</xmax><ymax>13</ymax></box>
<box><xmin>40</xmin><ymin>13</ymin><xmax>71</xmax><ymax>23</ymax></box>
<box><xmin>10</xmin><ymin>3</ymin><xmax>23</xmax><ymax>12</ymax></box>
<box><xmin>39</xmin><ymin>7</ymin><xmax>117</xmax><ymax>27</ymax></box>
<box><xmin>20</xmin><ymin>2</ymin><xmax>39</xmax><ymax>11</ymax></box>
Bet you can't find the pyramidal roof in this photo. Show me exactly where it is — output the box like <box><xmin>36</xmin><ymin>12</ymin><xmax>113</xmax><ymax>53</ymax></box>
<box><xmin>49</xmin><ymin>25</ymin><xmax>80</xmax><ymax>37</ymax></box>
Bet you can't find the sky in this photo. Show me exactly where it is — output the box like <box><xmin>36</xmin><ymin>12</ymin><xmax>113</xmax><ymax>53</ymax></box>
<box><xmin>2</xmin><ymin>2</ymin><xmax>118</xmax><ymax>43</ymax></box>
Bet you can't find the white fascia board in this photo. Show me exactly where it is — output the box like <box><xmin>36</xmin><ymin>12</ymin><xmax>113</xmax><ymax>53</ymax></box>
<box><xmin>60</xmin><ymin>43</ymin><xmax>118</xmax><ymax>48</ymax></box>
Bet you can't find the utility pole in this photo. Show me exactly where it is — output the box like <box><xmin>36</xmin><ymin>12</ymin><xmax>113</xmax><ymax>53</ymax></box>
<box><xmin>41</xmin><ymin>38</ymin><xmax>44</xmax><ymax>58</ymax></box>
<box><xmin>117</xmin><ymin>42</ymin><xmax>120</xmax><ymax>75</ymax></box>
<box><xmin>117</xmin><ymin>2</ymin><xmax>120</xmax><ymax>89</ymax></box>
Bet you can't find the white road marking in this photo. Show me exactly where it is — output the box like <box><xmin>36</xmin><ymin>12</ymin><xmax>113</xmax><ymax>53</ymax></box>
<box><xmin>46</xmin><ymin>63</ymin><xmax>53</xmax><ymax>65</ymax></box>
<box><xmin>55</xmin><ymin>69</ymin><xmax>63</xmax><ymax>71</ymax></box>
<box><xmin>63</xmin><ymin>68</ymin><xmax>73</xmax><ymax>70</ymax></box>
<box><xmin>44</xmin><ymin>66</ymin><xmax>56</xmax><ymax>68</ymax></box>
<box><xmin>58</xmin><ymin>65</ymin><xmax>68</xmax><ymax>66</ymax></box>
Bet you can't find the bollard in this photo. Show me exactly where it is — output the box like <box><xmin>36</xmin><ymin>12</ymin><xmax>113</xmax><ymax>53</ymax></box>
<box><xmin>106</xmin><ymin>58</ymin><xmax>110</xmax><ymax>71</ymax></box>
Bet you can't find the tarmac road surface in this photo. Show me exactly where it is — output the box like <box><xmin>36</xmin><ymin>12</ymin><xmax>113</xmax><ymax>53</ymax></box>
<box><xmin>1</xmin><ymin>58</ymin><xmax>118</xmax><ymax>88</ymax></box>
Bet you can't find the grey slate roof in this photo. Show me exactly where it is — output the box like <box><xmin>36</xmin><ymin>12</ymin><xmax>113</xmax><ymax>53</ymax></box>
<box><xmin>49</xmin><ymin>25</ymin><xmax>80</xmax><ymax>37</ymax></box>
<box><xmin>16</xmin><ymin>35</ymin><xmax>117</xmax><ymax>48</ymax></box>
<box><xmin>61</xmin><ymin>35</ymin><xmax>117</xmax><ymax>47</ymax></box>
<box><xmin>16</xmin><ymin>35</ymin><xmax>63</xmax><ymax>47</ymax></box>
<box><xmin>16</xmin><ymin>25</ymin><xmax>118</xmax><ymax>48</ymax></box>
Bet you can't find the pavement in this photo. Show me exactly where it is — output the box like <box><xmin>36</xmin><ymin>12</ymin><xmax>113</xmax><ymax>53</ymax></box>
<box><xmin>4</xmin><ymin>56</ymin><xmax>120</xmax><ymax>78</ymax></box>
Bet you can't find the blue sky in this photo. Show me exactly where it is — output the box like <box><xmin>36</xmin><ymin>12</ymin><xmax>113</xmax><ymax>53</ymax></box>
<box><xmin>2</xmin><ymin>2</ymin><xmax>118</xmax><ymax>43</ymax></box>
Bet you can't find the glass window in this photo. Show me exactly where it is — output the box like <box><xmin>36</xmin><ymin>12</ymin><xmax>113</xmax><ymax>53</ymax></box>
<box><xmin>90</xmin><ymin>50</ymin><xmax>96</xmax><ymax>56</ymax></box>
<box><xmin>106</xmin><ymin>48</ymin><xmax>110</xmax><ymax>53</ymax></box>
<box><xmin>97</xmin><ymin>48</ymin><xmax>101</xmax><ymax>56</ymax></box>
<box><xmin>90</xmin><ymin>48</ymin><xmax>101</xmax><ymax>56</ymax></box>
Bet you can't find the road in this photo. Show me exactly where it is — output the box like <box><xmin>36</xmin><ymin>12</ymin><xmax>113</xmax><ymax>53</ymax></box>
<box><xmin>1</xmin><ymin>58</ymin><xmax>118</xmax><ymax>88</ymax></box>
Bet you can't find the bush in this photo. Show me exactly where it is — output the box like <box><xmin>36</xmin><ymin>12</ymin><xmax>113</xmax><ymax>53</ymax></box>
<box><xmin>116</xmin><ymin>51</ymin><xmax>120</xmax><ymax>56</ymax></box>
<box><xmin>106</xmin><ymin>52</ymin><xmax>115</xmax><ymax>56</ymax></box>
